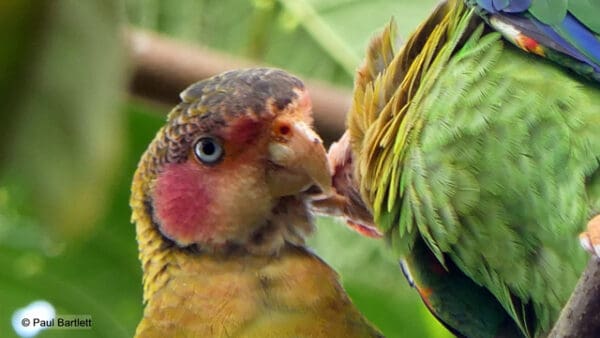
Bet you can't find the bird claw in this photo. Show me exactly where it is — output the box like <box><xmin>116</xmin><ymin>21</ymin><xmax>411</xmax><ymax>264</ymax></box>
<box><xmin>579</xmin><ymin>215</ymin><xmax>600</xmax><ymax>258</ymax></box>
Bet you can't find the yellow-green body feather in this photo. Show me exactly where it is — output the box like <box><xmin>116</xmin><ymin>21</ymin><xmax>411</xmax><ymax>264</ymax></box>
<box><xmin>133</xmin><ymin>244</ymin><xmax>379</xmax><ymax>338</ymax></box>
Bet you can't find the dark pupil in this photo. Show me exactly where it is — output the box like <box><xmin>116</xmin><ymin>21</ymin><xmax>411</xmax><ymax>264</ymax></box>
<box><xmin>202</xmin><ymin>140</ymin><xmax>215</xmax><ymax>155</ymax></box>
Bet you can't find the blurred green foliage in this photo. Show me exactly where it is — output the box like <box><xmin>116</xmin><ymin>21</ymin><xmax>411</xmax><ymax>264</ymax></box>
<box><xmin>0</xmin><ymin>0</ymin><xmax>453</xmax><ymax>337</ymax></box>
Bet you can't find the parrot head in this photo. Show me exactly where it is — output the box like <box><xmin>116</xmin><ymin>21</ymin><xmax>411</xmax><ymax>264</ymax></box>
<box><xmin>131</xmin><ymin>68</ymin><xmax>331</xmax><ymax>256</ymax></box>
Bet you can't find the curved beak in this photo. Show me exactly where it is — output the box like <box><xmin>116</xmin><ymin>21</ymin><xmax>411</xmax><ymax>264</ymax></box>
<box><xmin>267</xmin><ymin>119</ymin><xmax>332</xmax><ymax>198</ymax></box>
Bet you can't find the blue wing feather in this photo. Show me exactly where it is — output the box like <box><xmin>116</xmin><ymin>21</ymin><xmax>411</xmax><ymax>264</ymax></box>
<box><xmin>492</xmin><ymin>0</ymin><xmax>511</xmax><ymax>10</ymax></box>
<box><xmin>469</xmin><ymin>0</ymin><xmax>600</xmax><ymax>80</ymax></box>
<box><xmin>558</xmin><ymin>13</ymin><xmax>600</xmax><ymax>67</ymax></box>
<box><xmin>504</xmin><ymin>0</ymin><xmax>531</xmax><ymax>12</ymax></box>
<box><xmin>529</xmin><ymin>14</ymin><xmax>600</xmax><ymax>71</ymax></box>
<box><xmin>477</xmin><ymin>0</ymin><xmax>496</xmax><ymax>12</ymax></box>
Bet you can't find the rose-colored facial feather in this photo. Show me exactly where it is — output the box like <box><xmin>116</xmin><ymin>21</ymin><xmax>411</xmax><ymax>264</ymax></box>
<box><xmin>153</xmin><ymin>161</ymin><xmax>214</xmax><ymax>245</ymax></box>
<box><xmin>226</xmin><ymin>117</ymin><xmax>265</xmax><ymax>146</ymax></box>
<box><xmin>152</xmin><ymin>123</ymin><xmax>273</xmax><ymax>246</ymax></box>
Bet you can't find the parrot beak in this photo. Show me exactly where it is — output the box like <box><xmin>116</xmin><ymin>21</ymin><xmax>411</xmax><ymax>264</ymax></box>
<box><xmin>267</xmin><ymin>118</ymin><xmax>332</xmax><ymax>198</ymax></box>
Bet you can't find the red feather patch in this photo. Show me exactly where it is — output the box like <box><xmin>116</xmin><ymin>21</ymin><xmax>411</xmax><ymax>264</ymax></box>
<box><xmin>152</xmin><ymin>161</ymin><xmax>213</xmax><ymax>245</ymax></box>
<box><xmin>227</xmin><ymin>117</ymin><xmax>264</xmax><ymax>145</ymax></box>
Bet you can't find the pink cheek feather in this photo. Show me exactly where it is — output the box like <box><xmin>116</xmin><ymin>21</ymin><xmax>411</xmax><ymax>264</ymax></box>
<box><xmin>152</xmin><ymin>161</ymin><xmax>214</xmax><ymax>245</ymax></box>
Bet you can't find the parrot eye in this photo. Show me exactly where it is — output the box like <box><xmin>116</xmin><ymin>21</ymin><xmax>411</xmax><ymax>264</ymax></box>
<box><xmin>194</xmin><ymin>137</ymin><xmax>224</xmax><ymax>165</ymax></box>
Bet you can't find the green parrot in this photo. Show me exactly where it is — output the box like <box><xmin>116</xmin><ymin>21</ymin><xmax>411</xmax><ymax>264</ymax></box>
<box><xmin>315</xmin><ymin>0</ymin><xmax>600</xmax><ymax>337</ymax></box>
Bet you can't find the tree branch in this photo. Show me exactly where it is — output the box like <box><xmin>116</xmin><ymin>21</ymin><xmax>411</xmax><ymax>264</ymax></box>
<box><xmin>125</xmin><ymin>28</ymin><xmax>350</xmax><ymax>143</ymax></box>
<box><xmin>548</xmin><ymin>257</ymin><xmax>600</xmax><ymax>337</ymax></box>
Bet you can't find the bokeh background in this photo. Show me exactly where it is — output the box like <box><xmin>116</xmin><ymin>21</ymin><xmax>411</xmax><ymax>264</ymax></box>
<box><xmin>0</xmin><ymin>0</ymin><xmax>453</xmax><ymax>337</ymax></box>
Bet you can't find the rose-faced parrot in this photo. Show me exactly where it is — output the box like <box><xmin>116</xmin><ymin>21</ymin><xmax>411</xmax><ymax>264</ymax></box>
<box><xmin>130</xmin><ymin>68</ymin><xmax>382</xmax><ymax>338</ymax></box>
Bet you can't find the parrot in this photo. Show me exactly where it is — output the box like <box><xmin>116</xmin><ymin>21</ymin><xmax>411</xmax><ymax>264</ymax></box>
<box><xmin>313</xmin><ymin>0</ymin><xmax>600</xmax><ymax>337</ymax></box>
<box><xmin>129</xmin><ymin>68</ymin><xmax>382</xmax><ymax>338</ymax></box>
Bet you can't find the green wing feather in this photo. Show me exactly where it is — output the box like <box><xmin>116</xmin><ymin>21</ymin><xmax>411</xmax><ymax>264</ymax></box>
<box><xmin>529</xmin><ymin>0</ymin><xmax>567</xmax><ymax>26</ymax></box>
<box><xmin>568</xmin><ymin>1</ymin><xmax>600</xmax><ymax>34</ymax></box>
<box><xmin>350</xmin><ymin>0</ymin><xmax>600</xmax><ymax>336</ymax></box>
<box><xmin>407</xmin><ymin>28</ymin><xmax>600</xmax><ymax>335</ymax></box>
<box><xmin>528</xmin><ymin>0</ymin><xmax>600</xmax><ymax>34</ymax></box>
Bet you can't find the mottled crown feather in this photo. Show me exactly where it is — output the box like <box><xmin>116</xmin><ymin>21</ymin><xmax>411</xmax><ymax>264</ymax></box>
<box><xmin>179</xmin><ymin>67</ymin><xmax>305</xmax><ymax>115</ymax></box>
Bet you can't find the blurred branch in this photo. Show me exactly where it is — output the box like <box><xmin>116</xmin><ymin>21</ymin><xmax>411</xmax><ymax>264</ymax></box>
<box><xmin>548</xmin><ymin>257</ymin><xmax>600</xmax><ymax>337</ymax></box>
<box><xmin>125</xmin><ymin>28</ymin><xmax>349</xmax><ymax>143</ymax></box>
